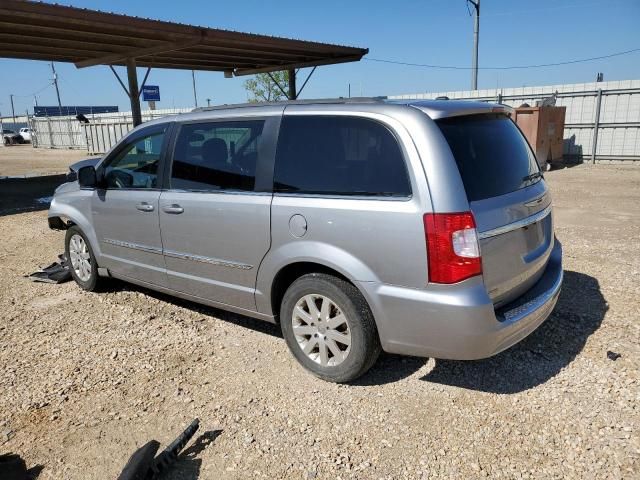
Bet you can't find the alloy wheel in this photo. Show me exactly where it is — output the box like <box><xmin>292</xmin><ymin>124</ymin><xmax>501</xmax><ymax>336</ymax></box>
<box><xmin>69</xmin><ymin>234</ymin><xmax>92</xmax><ymax>282</ymax></box>
<box><xmin>291</xmin><ymin>294</ymin><xmax>352</xmax><ymax>367</ymax></box>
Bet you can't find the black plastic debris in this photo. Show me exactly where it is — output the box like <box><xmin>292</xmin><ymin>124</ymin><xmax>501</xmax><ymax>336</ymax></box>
<box><xmin>606</xmin><ymin>351</ymin><xmax>622</xmax><ymax>361</ymax></box>
<box><xmin>118</xmin><ymin>419</ymin><xmax>200</xmax><ymax>480</ymax></box>
<box><xmin>27</xmin><ymin>254</ymin><xmax>71</xmax><ymax>284</ymax></box>
<box><xmin>117</xmin><ymin>441</ymin><xmax>161</xmax><ymax>480</ymax></box>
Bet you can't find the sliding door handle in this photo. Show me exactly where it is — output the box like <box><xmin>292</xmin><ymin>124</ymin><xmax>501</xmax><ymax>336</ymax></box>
<box><xmin>136</xmin><ymin>202</ymin><xmax>154</xmax><ymax>212</ymax></box>
<box><xmin>163</xmin><ymin>204</ymin><xmax>184</xmax><ymax>214</ymax></box>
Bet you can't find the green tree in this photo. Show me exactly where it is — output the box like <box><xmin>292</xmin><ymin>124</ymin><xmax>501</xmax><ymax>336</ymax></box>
<box><xmin>243</xmin><ymin>71</ymin><xmax>290</xmax><ymax>102</ymax></box>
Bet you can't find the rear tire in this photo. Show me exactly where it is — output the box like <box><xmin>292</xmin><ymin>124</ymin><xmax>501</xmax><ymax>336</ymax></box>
<box><xmin>280</xmin><ymin>273</ymin><xmax>381</xmax><ymax>383</ymax></box>
<box><xmin>65</xmin><ymin>226</ymin><xmax>102</xmax><ymax>292</ymax></box>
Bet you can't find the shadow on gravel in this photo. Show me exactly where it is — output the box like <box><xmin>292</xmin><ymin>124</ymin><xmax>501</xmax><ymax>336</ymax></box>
<box><xmin>100</xmin><ymin>271</ymin><xmax>604</xmax><ymax>392</ymax></box>
<box><xmin>110</xmin><ymin>281</ymin><xmax>282</xmax><ymax>338</ymax></box>
<box><xmin>157</xmin><ymin>430</ymin><xmax>223</xmax><ymax>480</ymax></box>
<box><xmin>351</xmin><ymin>353</ymin><xmax>427</xmax><ymax>386</ymax></box>
<box><xmin>0</xmin><ymin>174</ymin><xmax>66</xmax><ymax>216</ymax></box>
<box><xmin>421</xmin><ymin>270</ymin><xmax>607</xmax><ymax>394</ymax></box>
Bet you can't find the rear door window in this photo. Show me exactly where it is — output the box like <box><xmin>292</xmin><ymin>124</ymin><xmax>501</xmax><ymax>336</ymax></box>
<box><xmin>274</xmin><ymin>116</ymin><xmax>411</xmax><ymax>197</ymax></box>
<box><xmin>171</xmin><ymin>120</ymin><xmax>265</xmax><ymax>192</ymax></box>
<box><xmin>436</xmin><ymin>114</ymin><xmax>540</xmax><ymax>201</ymax></box>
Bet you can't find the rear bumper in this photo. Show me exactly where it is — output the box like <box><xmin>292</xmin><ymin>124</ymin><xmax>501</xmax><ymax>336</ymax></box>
<box><xmin>359</xmin><ymin>239</ymin><xmax>563</xmax><ymax>359</ymax></box>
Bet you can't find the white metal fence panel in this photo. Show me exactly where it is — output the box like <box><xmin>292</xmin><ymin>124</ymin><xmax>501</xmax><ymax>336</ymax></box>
<box><xmin>389</xmin><ymin>79</ymin><xmax>640</xmax><ymax>163</ymax></box>
<box><xmin>84</xmin><ymin>122</ymin><xmax>132</xmax><ymax>155</ymax></box>
<box><xmin>28</xmin><ymin>84</ymin><xmax>640</xmax><ymax>162</ymax></box>
<box><xmin>30</xmin><ymin>108</ymin><xmax>191</xmax><ymax>153</ymax></box>
<box><xmin>30</xmin><ymin>116</ymin><xmax>84</xmax><ymax>149</ymax></box>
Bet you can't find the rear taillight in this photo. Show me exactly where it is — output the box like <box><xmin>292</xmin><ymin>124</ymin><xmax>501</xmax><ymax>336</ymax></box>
<box><xmin>424</xmin><ymin>212</ymin><xmax>482</xmax><ymax>284</ymax></box>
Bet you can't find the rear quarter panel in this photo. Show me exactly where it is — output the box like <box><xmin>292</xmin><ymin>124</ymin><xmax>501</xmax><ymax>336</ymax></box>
<box><xmin>255</xmin><ymin>107</ymin><xmax>433</xmax><ymax>315</ymax></box>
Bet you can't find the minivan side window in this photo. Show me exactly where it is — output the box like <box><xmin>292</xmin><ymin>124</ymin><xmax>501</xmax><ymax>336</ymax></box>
<box><xmin>102</xmin><ymin>129</ymin><xmax>166</xmax><ymax>189</ymax></box>
<box><xmin>171</xmin><ymin>120</ymin><xmax>265</xmax><ymax>192</ymax></box>
<box><xmin>274</xmin><ymin>116</ymin><xmax>411</xmax><ymax>197</ymax></box>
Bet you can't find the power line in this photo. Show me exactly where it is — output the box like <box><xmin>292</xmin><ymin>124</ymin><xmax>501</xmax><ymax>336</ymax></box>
<box><xmin>364</xmin><ymin>47</ymin><xmax>640</xmax><ymax>70</ymax></box>
<box><xmin>482</xmin><ymin>0</ymin><xmax>629</xmax><ymax>17</ymax></box>
<box><xmin>11</xmin><ymin>81</ymin><xmax>54</xmax><ymax>98</ymax></box>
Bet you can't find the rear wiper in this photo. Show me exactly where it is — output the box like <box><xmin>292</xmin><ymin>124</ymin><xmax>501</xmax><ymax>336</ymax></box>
<box><xmin>522</xmin><ymin>171</ymin><xmax>543</xmax><ymax>183</ymax></box>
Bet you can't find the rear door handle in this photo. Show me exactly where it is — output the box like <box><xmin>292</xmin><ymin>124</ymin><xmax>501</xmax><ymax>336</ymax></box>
<box><xmin>163</xmin><ymin>204</ymin><xmax>184</xmax><ymax>214</ymax></box>
<box><xmin>136</xmin><ymin>202</ymin><xmax>154</xmax><ymax>212</ymax></box>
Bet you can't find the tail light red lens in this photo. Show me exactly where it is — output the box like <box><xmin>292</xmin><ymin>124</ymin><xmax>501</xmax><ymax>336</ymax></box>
<box><xmin>423</xmin><ymin>212</ymin><xmax>482</xmax><ymax>284</ymax></box>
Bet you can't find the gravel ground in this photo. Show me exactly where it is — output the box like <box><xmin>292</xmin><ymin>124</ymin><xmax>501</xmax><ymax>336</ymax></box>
<box><xmin>0</xmin><ymin>145</ymin><xmax>88</xmax><ymax>177</ymax></box>
<box><xmin>0</xmin><ymin>164</ymin><xmax>638</xmax><ymax>479</ymax></box>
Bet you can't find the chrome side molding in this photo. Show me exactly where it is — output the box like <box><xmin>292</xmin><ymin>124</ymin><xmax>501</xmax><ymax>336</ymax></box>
<box><xmin>163</xmin><ymin>249</ymin><xmax>253</xmax><ymax>270</ymax></box>
<box><xmin>103</xmin><ymin>238</ymin><xmax>163</xmax><ymax>254</ymax></box>
<box><xmin>103</xmin><ymin>239</ymin><xmax>253</xmax><ymax>270</ymax></box>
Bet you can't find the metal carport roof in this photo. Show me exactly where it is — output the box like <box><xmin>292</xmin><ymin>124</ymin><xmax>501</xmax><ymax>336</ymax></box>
<box><xmin>0</xmin><ymin>0</ymin><xmax>368</xmax><ymax>124</ymax></box>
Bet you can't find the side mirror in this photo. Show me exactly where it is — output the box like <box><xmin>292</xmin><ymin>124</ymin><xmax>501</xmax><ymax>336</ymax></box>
<box><xmin>78</xmin><ymin>165</ymin><xmax>97</xmax><ymax>188</ymax></box>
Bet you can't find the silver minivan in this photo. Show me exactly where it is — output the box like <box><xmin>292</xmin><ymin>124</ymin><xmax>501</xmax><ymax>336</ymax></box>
<box><xmin>49</xmin><ymin>99</ymin><xmax>563</xmax><ymax>382</ymax></box>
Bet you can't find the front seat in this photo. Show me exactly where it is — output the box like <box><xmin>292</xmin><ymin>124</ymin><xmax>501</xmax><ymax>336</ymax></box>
<box><xmin>202</xmin><ymin>138</ymin><xmax>242</xmax><ymax>174</ymax></box>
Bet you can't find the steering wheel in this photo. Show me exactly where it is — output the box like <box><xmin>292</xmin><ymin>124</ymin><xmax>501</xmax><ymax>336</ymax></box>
<box><xmin>107</xmin><ymin>169</ymin><xmax>134</xmax><ymax>189</ymax></box>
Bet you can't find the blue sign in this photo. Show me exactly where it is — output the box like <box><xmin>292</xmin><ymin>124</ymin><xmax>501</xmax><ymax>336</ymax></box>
<box><xmin>142</xmin><ymin>85</ymin><xmax>160</xmax><ymax>102</ymax></box>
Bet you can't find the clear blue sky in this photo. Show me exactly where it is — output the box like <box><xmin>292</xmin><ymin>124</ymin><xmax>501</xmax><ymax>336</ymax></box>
<box><xmin>1</xmin><ymin>0</ymin><xmax>639</xmax><ymax>115</ymax></box>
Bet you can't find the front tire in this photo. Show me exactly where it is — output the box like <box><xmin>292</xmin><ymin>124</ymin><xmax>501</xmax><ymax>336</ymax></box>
<box><xmin>65</xmin><ymin>226</ymin><xmax>102</xmax><ymax>291</ymax></box>
<box><xmin>280</xmin><ymin>273</ymin><xmax>381</xmax><ymax>383</ymax></box>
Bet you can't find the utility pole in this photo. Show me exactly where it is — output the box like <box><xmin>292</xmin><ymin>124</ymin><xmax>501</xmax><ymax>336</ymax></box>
<box><xmin>33</xmin><ymin>95</ymin><xmax>39</xmax><ymax>107</ymax></box>
<box><xmin>468</xmin><ymin>0</ymin><xmax>480</xmax><ymax>90</ymax></box>
<box><xmin>50</xmin><ymin>62</ymin><xmax>63</xmax><ymax>115</ymax></box>
<box><xmin>9</xmin><ymin>94</ymin><xmax>16</xmax><ymax>125</ymax></box>
<box><xmin>191</xmin><ymin>70</ymin><xmax>198</xmax><ymax>107</ymax></box>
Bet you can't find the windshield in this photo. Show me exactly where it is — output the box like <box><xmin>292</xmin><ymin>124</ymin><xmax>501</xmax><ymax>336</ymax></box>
<box><xmin>437</xmin><ymin>114</ymin><xmax>540</xmax><ymax>202</ymax></box>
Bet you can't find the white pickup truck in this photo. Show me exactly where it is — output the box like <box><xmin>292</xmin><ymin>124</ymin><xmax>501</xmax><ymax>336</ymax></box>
<box><xmin>19</xmin><ymin>127</ymin><xmax>33</xmax><ymax>143</ymax></box>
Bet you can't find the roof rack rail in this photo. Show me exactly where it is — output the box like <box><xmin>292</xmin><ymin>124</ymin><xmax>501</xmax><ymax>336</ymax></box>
<box><xmin>192</xmin><ymin>96</ymin><xmax>388</xmax><ymax>112</ymax></box>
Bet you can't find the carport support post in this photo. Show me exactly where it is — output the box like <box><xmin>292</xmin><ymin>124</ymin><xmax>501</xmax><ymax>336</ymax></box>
<box><xmin>288</xmin><ymin>68</ymin><xmax>297</xmax><ymax>100</ymax></box>
<box><xmin>126</xmin><ymin>58</ymin><xmax>143</xmax><ymax>127</ymax></box>
<box><xmin>591</xmin><ymin>88</ymin><xmax>602</xmax><ymax>165</ymax></box>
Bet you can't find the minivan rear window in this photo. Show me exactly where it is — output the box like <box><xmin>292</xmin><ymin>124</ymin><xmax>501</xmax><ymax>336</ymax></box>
<box><xmin>274</xmin><ymin>116</ymin><xmax>411</xmax><ymax>197</ymax></box>
<box><xmin>436</xmin><ymin>114</ymin><xmax>540</xmax><ymax>202</ymax></box>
